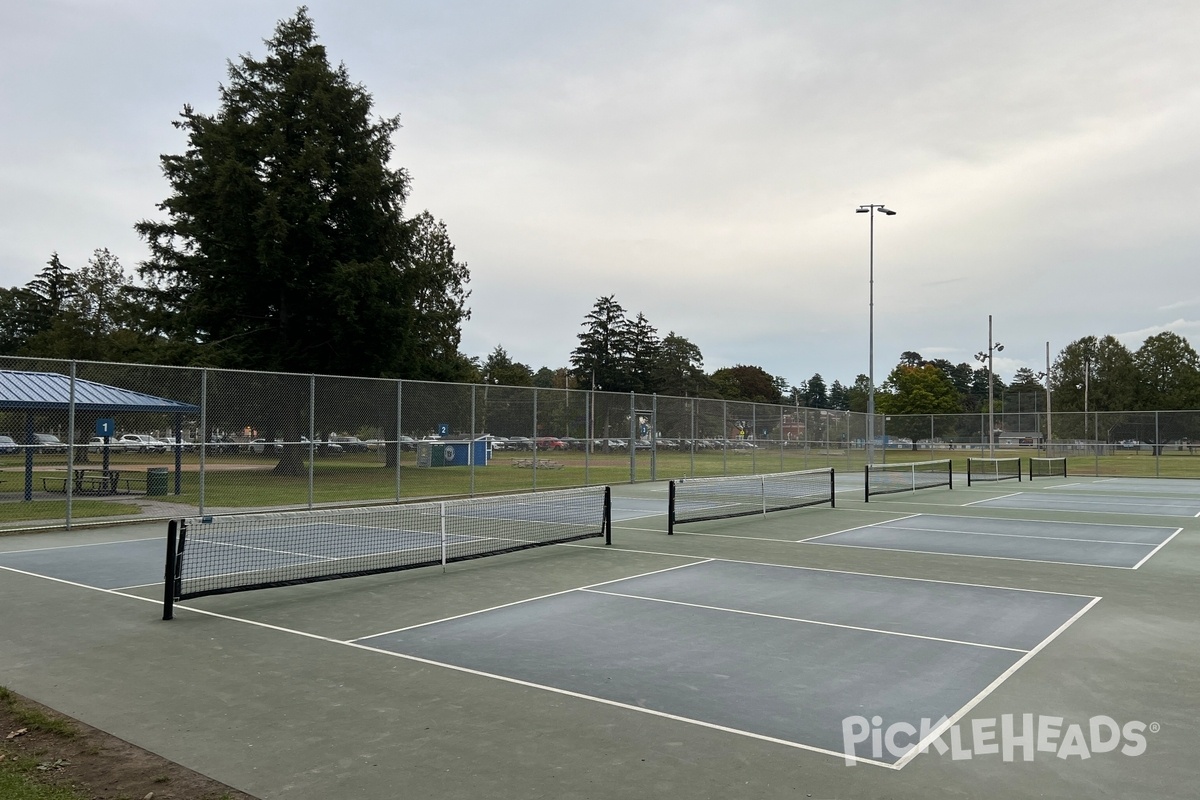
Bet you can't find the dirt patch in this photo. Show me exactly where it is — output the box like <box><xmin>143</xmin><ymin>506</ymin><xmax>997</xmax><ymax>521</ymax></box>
<box><xmin>0</xmin><ymin>688</ymin><xmax>256</xmax><ymax>800</ymax></box>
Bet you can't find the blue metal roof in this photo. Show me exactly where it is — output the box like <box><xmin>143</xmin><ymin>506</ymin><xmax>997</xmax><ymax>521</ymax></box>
<box><xmin>0</xmin><ymin>370</ymin><xmax>200</xmax><ymax>413</ymax></box>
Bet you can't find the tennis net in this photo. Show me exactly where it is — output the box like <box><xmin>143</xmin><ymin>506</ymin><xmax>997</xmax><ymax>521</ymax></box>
<box><xmin>967</xmin><ymin>457</ymin><xmax>1022</xmax><ymax>486</ymax></box>
<box><xmin>668</xmin><ymin>468</ymin><xmax>835</xmax><ymax>534</ymax></box>
<box><xmin>163</xmin><ymin>486</ymin><xmax>611</xmax><ymax>618</ymax></box>
<box><xmin>1029</xmin><ymin>456</ymin><xmax>1068</xmax><ymax>479</ymax></box>
<box><xmin>864</xmin><ymin>459</ymin><xmax>952</xmax><ymax>501</ymax></box>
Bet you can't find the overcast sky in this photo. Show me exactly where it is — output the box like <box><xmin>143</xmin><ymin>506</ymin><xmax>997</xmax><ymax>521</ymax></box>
<box><xmin>3</xmin><ymin>1</ymin><xmax>1198</xmax><ymax>388</ymax></box>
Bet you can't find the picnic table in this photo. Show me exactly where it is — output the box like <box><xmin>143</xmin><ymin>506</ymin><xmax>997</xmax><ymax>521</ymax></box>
<box><xmin>41</xmin><ymin>469</ymin><xmax>141</xmax><ymax>495</ymax></box>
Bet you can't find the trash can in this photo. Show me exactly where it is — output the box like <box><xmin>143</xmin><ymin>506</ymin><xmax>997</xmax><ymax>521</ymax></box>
<box><xmin>146</xmin><ymin>467</ymin><xmax>169</xmax><ymax>496</ymax></box>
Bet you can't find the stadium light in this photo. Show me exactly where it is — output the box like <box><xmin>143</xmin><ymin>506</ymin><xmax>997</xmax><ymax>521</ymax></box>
<box><xmin>974</xmin><ymin>314</ymin><xmax>1003</xmax><ymax>457</ymax></box>
<box><xmin>1037</xmin><ymin>342</ymin><xmax>1052</xmax><ymax>452</ymax></box>
<box><xmin>856</xmin><ymin>204</ymin><xmax>896</xmax><ymax>466</ymax></box>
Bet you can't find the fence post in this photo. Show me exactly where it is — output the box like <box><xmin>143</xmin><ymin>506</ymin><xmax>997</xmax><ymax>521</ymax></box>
<box><xmin>66</xmin><ymin>362</ymin><xmax>76</xmax><ymax>529</ymax></box>
<box><xmin>403</xmin><ymin>381</ymin><xmax>408</xmax><ymax>501</ymax></box>
<box><xmin>651</xmin><ymin>394</ymin><xmax>658</xmax><ymax>482</ymax></box>
<box><xmin>199</xmin><ymin>369</ymin><xmax>207</xmax><ymax>516</ymax></box>
<box><xmin>308</xmin><ymin>374</ymin><xmax>315</xmax><ymax>510</ymax></box>
<box><xmin>532</xmin><ymin>387</ymin><xmax>538</xmax><ymax>490</ymax></box>
<box><xmin>470</xmin><ymin>384</ymin><xmax>477</xmax><ymax>496</ymax></box>
<box><xmin>629</xmin><ymin>392</ymin><xmax>636</xmax><ymax>483</ymax></box>
<box><xmin>722</xmin><ymin>400</ymin><xmax>729</xmax><ymax>476</ymax></box>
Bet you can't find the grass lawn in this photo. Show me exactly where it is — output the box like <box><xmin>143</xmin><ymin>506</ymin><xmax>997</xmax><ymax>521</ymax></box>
<box><xmin>4</xmin><ymin>446</ymin><xmax>1200</xmax><ymax>524</ymax></box>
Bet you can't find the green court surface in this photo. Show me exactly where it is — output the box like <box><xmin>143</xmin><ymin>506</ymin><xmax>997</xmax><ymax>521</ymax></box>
<box><xmin>0</xmin><ymin>470</ymin><xmax>1196</xmax><ymax>799</ymax></box>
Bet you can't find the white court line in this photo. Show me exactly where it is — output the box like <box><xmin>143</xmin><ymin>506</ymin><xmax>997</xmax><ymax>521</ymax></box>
<box><xmin>613</xmin><ymin>525</ymin><xmax>671</xmax><ymax>534</ymax></box>
<box><xmin>581</xmin><ymin>588</ymin><xmax>1028</xmax><ymax>653</ymax></box>
<box><xmin>661</xmin><ymin>529</ymin><xmax>813</xmax><ymax>544</ymax></box>
<box><xmin>962</xmin><ymin>492</ymin><xmax>1022</xmax><ymax>506</ymax></box>
<box><xmin>1131</xmin><ymin>528</ymin><xmax>1183</xmax><ymax>569</ymax></box>
<box><xmin>892</xmin><ymin>596</ymin><xmax>1102</xmax><ymax>768</ymax></box>
<box><xmin>884</xmin><ymin>512</ymin><xmax>1177</xmax><ymax>531</ymax></box>
<box><xmin>0</xmin><ymin>563</ymin><xmax>164</xmax><ymax>598</ymax></box>
<box><xmin>800</xmin><ymin>514</ymin><xmax>921</xmax><ymax>543</ymax></box>
<box><xmin>979</xmin><ymin>495</ymin><xmax>1200</xmax><ymax>516</ymax></box>
<box><xmin>0</xmin><ymin>535</ymin><xmax>162</xmax><ymax>554</ymax></box>
<box><xmin>1050</xmin><ymin>483</ymin><xmax>1084</xmax><ymax>489</ymax></box>
<box><xmin>867</xmin><ymin>524</ymin><xmax>1161</xmax><ymax>548</ymax></box>
<box><xmin>354</xmin><ymin>559</ymin><xmax>714</xmax><ymax>640</ymax></box>
<box><xmin>564</xmin><ymin>542</ymin><xmax>1099</xmax><ymax>598</ymax></box>
<box><xmin>803</xmin><ymin>539</ymin><xmax>1140</xmax><ymax>570</ymax></box>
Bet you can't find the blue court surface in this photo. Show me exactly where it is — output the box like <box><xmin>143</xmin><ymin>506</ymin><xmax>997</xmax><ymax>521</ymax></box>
<box><xmin>803</xmin><ymin>514</ymin><xmax>1179</xmax><ymax>568</ymax></box>
<box><xmin>356</xmin><ymin>559</ymin><xmax>1096</xmax><ymax>767</ymax></box>
<box><xmin>969</xmin><ymin>491</ymin><xmax>1200</xmax><ymax>517</ymax></box>
<box><xmin>1048</xmin><ymin>477</ymin><xmax>1200</xmax><ymax>495</ymax></box>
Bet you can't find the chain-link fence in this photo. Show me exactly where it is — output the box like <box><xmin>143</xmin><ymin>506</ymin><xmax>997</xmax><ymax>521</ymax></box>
<box><xmin>4</xmin><ymin>355</ymin><xmax>1200</xmax><ymax>531</ymax></box>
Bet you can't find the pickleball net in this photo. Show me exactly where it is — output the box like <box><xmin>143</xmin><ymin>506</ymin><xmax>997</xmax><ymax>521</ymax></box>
<box><xmin>1028</xmin><ymin>456</ymin><xmax>1068</xmax><ymax>479</ymax></box>
<box><xmin>864</xmin><ymin>459</ymin><xmax>953</xmax><ymax>501</ymax></box>
<box><xmin>163</xmin><ymin>486</ymin><xmax>611</xmax><ymax>618</ymax></box>
<box><xmin>667</xmin><ymin>468</ymin><xmax>835</xmax><ymax>534</ymax></box>
<box><xmin>967</xmin><ymin>457</ymin><xmax>1022</xmax><ymax>485</ymax></box>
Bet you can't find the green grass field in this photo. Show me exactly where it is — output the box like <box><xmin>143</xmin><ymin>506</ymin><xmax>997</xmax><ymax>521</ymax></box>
<box><xmin>2</xmin><ymin>444</ymin><xmax>1199</xmax><ymax>525</ymax></box>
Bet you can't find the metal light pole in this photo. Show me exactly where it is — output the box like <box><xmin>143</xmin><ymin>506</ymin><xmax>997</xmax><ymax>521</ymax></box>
<box><xmin>1044</xmin><ymin>341</ymin><xmax>1052</xmax><ymax>451</ymax></box>
<box><xmin>856</xmin><ymin>204</ymin><xmax>896</xmax><ymax>465</ymax></box>
<box><xmin>1082</xmin><ymin>360</ymin><xmax>1089</xmax><ymax>441</ymax></box>
<box><xmin>975</xmin><ymin>314</ymin><xmax>1004</xmax><ymax>457</ymax></box>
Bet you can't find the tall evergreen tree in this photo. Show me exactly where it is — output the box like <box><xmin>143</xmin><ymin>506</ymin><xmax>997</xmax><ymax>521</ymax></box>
<box><xmin>570</xmin><ymin>295</ymin><xmax>633</xmax><ymax>391</ymax></box>
<box><xmin>828</xmin><ymin>379</ymin><xmax>850</xmax><ymax>411</ymax></box>
<box><xmin>135</xmin><ymin>9</ymin><xmax>467</xmax><ymax>379</ymax></box>
<box><xmin>625</xmin><ymin>312</ymin><xmax>660</xmax><ymax>393</ymax></box>
<box><xmin>650</xmin><ymin>332</ymin><xmax>706</xmax><ymax>397</ymax></box>
<box><xmin>803</xmin><ymin>373</ymin><xmax>829</xmax><ymax>408</ymax></box>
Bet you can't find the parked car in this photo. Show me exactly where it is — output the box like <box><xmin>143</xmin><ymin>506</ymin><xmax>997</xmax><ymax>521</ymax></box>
<box><xmin>33</xmin><ymin>433</ymin><xmax>67</xmax><ymax>453</ymax></box>
<box><xmin>119</xmin><ymin>434</ymin><xmax>166</xmax><ymax>453</ymax></box>
<box><xmin>329</xmin><ymin>434</ymin><xmax>369</xmax><ymax>453</ymax></box>
<box><xmin>535</xmin><ymin>437</ymin><xmax>567</xmax><ymax>450</ymax></box>
<box><xmin>206</xmin><ymin>434</ymin><xmax>240</xmax><ymax>455</ymax></box>
<box><xmin>506</xmin><ymin>436</ymin><xmax>533</xmax><ymax>451</ymax></box>
<box><xmin>0</xmin><ymin>435</ymin><xmax>18</xmax><ymax>454</ymax></box>
<box><xmin>302</xmin><ymin>436</ymin><xmax>343</xmax><ymax>455</ymax></box>
<box><xmin>87</xmin><ymin>436</ymin><xmax>114</xmax><ymax>454</ymax></box>
<box><xmin>248</xmin><ymin>438</ymin><xmax>283</xmax><ymax>454</ymax></box>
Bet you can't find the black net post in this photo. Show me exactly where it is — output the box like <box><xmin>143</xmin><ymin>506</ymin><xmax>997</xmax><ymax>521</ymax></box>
<box><xmin>604</xmin><ymin>486</ymin><xmax>612</xmax><ymax>545</ymax></box>
<box><xmin>863</xmin><ymin>465</ymin><xmax>870</xmax><ymax>503</ymax></box>
<box><xmin>162</xmin><ymin>519</ymin><xmax>179</xmax><ymax>620</ymax></box>
<box><xmin>830</xmin><ymin>468</ymin><xmax>836</xmax><ymax>508</ymax></box>
<box><xmin>668</xmin><ymin>481</ymin><xmax>676</xmax><ymax>534</ymax></box>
